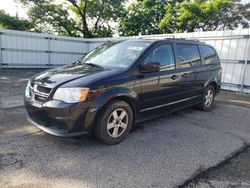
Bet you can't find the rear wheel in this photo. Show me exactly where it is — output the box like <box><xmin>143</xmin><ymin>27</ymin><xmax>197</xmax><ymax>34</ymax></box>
<box><xmin>197</xmin><ymin>85</ymin><xmax>215</xmax><ymax>111</ymax></box>
<box><xmin>95</xmin><ymin>100</ymin><xmax>133</xmax><ymax>145</ymax></box>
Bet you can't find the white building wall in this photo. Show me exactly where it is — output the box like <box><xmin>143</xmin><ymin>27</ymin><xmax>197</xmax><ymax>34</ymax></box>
<box><xmin>0</xmin><ymin>29</ymin><xmax>249</xmax><ymax>93</ymax></box>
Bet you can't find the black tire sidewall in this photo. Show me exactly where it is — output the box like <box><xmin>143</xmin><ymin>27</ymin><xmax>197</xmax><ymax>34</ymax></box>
<box><xmin>95</xmin><ymin>100</ymin><xmax>133</xmax><ymax>145</ymax></box>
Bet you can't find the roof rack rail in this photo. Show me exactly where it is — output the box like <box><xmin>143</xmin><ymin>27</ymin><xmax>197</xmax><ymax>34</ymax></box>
<box><xmin>136</xmin><ymin>35</ymin><xmax>201</xmax><ymax>42</ymax></box>
<box><xmin>169</xmin><ymin>37</ymin><xmax>200</xmax><ymax>42</ymax></box>
<box><xmin>137</xmin><ymin>35</ymin><xmax>175</xmax><ymax>40</ymax></box>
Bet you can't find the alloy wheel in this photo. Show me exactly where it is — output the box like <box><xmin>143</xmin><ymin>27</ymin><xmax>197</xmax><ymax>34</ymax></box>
<box><xmin>205</xmin><ymin>89</ymin><xmax>214</xmax><ymax>108</ymax></box>
<box><xmin>107</xmin><ymin>108</ymin><xmax>128</xmax><ymax>138</ymax></box>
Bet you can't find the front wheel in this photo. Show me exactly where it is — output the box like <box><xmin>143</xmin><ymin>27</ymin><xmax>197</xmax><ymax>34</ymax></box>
<box><xmin>197</xmin><ymin>85</ymin><xmax>215</xmax><ymax>111</ymax></box>
<box><xmin>95</xmin><ymin>100</ymin><xmax>133</xmax><ymax>145</ymax></box>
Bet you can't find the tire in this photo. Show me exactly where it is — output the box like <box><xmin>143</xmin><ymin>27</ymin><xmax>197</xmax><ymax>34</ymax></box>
<box><xmin>197</xmin><ymin>85</ymin><xmax>215</xmax><ymax>111</ymax></box>
<box><xmin>94</xmin><ymin>100</ymin><xmax>133</xmax><ymax>145</ymax></box>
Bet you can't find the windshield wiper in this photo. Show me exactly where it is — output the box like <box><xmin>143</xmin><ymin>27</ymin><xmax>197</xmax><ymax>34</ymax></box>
<box><xmin>84</xmin><ymin>63</ymin><xmax>103</xmax><ymax>68</ymax></box>
<box><xmin>73</xmin><ymin>59</ymin><xmax>82</xmax><ymax>65</ymax></box>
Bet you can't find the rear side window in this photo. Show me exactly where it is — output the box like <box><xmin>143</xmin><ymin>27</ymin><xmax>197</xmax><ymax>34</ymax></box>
<box><xmin>176</xmin><ymin>44</ymin><xmax>201</xmax><ymax>68</ymax></box>
<box><xmin>200</xmin><ymin>45</ymin><xmax>220</xmax><ymax>65</ymax></box>
<box><xmin>144</xmin><ymin>44</ymin><xmax>175</xmax><ymax>71</ymax></box>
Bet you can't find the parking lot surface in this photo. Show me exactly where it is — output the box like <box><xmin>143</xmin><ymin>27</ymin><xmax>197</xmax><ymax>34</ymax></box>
<box><xmin>185</xmin><ymin>146</ymin><xmax>250</xmax><ymax>188</ymax></box>
<box><xmin>1</xmin><ymin>69</ymin><xmax>250</xmax><ymax>188</ymax></box>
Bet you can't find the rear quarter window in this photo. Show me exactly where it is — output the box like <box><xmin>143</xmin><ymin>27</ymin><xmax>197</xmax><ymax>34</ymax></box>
<box><xmin>176</xmin><ymin>44</ymin><xmax>201</xmax><ymax>68</ymax></box>
<box><xmin>200</xmin><ymin>45</ymin><xmax>220</xmax><ymax>65</ymax></box>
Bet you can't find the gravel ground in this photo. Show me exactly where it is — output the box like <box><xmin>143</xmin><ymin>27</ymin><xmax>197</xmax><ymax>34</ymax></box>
<box><xmin>1</xmin><ymin>69</ymin><xmax>250</xmax><ymax>188</ymax></box>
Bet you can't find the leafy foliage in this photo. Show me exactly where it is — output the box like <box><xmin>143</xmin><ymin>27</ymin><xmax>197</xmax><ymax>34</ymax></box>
<box><xmin>3</xmin><ymin>0</ymin><xmax>250</xmax><ymax>37</ymax></box>
<box><xmin>28</xmin><ymin>2</ymin><xmax>78</xmax><ymax>36</ymax></box>
<box><xmin>0</xmin><ymin>10</ymin><xmax>33</xmax><ymax>31</ymax></box>
<box><xmin>119</xmin><ymin>0</ymin><xmax>172</xmax><ymax>36</ymax></box>
<box><xmin>19</xmin><ymin>0</ymin><xmax>125</xmax><ymax>37</ymax></box>
<box><xmin>160</xmin><ymin>0</ymin><xmax>250</xmax><ymax>32</ymax></box>
<box><xmin>119</xmin><ymin>0</ymin><xmax>250</xmax><ymax>36</ymax></box>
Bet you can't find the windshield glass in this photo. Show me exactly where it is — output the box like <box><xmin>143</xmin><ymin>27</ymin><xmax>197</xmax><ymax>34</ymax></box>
<box><xmin>80</xmin><ymin>40</ymin><xmax>153</xmax><ymax>69</ymax></box>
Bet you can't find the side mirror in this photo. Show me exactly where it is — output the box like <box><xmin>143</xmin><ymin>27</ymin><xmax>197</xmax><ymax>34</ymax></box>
<box><xmin>141</xmin><ymin>62</ymin><xmax>160</xmax><ymax>73</ymax></box>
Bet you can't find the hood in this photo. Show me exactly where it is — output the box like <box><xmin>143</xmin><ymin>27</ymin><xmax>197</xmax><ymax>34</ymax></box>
<box><xmin>31</xmin><ymin>64</ymin><xmax>119</xmax><ymax>88</ymax></box>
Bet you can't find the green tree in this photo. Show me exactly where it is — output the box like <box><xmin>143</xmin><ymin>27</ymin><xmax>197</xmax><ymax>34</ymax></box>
<box><xmin>246</xmin><ymin>3</ymin><xmax>250</xmax><ymax>20</ymax></box>
<box><xmin>160</xmin><ymin>0</ymin><xmax>250</xmax><ymax>32</ymax></box>
<box><xmin>28</xmin><ymin>2</ymin><xmax>78</xmax><ymax>36</ymax></box>
<box><xmin>19</xmin><ymin>0</ymin><xmax>125</xmax><ymax>38</ymax></box>
<box><xmin>119</xmin><ymin>0</ymin><xmax>175</xmax><ymax>36</ymax></box>
<box><xmin>0</xmin><ymin>10</ymin><xmax>33</xmax><ymax>31</ymax></box>
<box><xmin>119</xmin><ymin>0</ymin><xmax>250</xmax><ymax>36</ymax></box>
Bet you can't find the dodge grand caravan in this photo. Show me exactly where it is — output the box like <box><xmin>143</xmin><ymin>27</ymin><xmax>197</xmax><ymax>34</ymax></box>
<box><xmin>24</xmin><ymin>38</ymin><xmax>222</xmax><ymax>144</ymax></box>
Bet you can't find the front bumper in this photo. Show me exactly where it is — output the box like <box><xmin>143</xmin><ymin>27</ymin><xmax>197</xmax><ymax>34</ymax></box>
<box><xmin>24</xmin><ymin>98</ymin><xmax>91</xmax><ymax>137</ymax></box>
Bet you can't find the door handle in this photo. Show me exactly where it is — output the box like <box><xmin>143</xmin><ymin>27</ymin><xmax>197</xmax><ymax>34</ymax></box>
<box><xmin>171</xmin><ymin>75</ymin><xmax>178</xmax><ymax>80</ymax></box>
<box><xmin>182</xmin><ymin>73</ymin><xmax>188</xmax><ymax>78</ymax></box>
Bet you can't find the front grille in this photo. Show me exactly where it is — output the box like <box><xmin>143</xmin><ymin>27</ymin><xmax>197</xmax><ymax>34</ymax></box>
<box><xmin>29</xmin><ymin>82</ymin><xmax>52</xmax><ymax>103</ymax></box>
<box><xmin>37</xmin><ymin>85</ymin><xmax>51</xmax><ymax>94</ymax></box>
<box><xmin>35</xmin><ymin>94</ymin><xmax>47</xmax><ymax>102</ymax></box>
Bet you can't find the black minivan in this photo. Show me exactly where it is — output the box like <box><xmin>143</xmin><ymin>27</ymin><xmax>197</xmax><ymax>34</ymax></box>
<box><xmin>25</xmin><ymin>38</ymin><xmax>222</xmax><ymax>144</ymax></box>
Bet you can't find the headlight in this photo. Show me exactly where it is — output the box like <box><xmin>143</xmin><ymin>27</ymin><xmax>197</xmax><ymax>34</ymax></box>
<box><xmin>25</xmin><ymin>80</ymin><xmax>31</xmax><ymax>97</ymax></box>
<box><xmin>53</xmin><ymin>87</ymin><xmax>89</xmax><ymax>103</ymax></box>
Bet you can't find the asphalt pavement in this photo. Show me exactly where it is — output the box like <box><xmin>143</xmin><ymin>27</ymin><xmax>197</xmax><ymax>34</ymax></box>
<box><xmin>0</xmin><ymin>69</ymin><xmax>250</xmax><ymax>188</ymax></box>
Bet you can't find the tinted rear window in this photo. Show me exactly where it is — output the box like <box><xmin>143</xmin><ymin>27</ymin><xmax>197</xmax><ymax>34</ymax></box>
<box><xmin>176</xmin><ymin>44</ymin><xmax>201</xmax><ymax>68</ymax></box>
<box><xmin>200</xmin><ymin>45</ymin><xmax>220</xmax><ymax>65</ymax></box>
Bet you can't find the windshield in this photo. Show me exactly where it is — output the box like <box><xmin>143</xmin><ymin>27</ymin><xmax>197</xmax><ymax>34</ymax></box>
<box><xmin>80</xmin><ymin>40</ymin><xmax>152</xmax><ymax>69</ymax></box>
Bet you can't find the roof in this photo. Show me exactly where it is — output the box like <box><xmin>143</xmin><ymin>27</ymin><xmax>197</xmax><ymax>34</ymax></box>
<box><xmin>127</xmin><ymin>37</ymin><xmax>206</xmax><ymax>45</ymax></box>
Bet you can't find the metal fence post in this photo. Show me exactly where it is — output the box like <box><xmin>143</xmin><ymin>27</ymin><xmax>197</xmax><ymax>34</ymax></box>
<box><xmin>87</xmin><ymin>40</ymin><xmax>90</xmax><ymax>53</ymax></box>
<box><xmin>240</xmin><ymin>35</ymin><xmax>250</xmax><ymax>93</ymax></box>
<box><xmin>49</xmin><ymin>36</ymin><xmax>51</xmax><ymax>68</ymax></box>
<box><xmin>0</xmin><ymin>31</ymin><xmax>3</xmax><ymax>69</ymax></box>
<box><xmin>46</xmin><ymin>35</ymin><xmax>51</xmax><ymax>68</ymax></box>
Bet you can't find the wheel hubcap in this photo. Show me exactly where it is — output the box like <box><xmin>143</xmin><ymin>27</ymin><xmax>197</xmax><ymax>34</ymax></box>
<box><xmin>107</xmin><ymin>108</ymin><xmax>128</xmax><ymax>138</ymax></box>
<box><xmin>205</xmin><ymin>89</ymin><xmax>214</xmax><ymax>107</ymax></box>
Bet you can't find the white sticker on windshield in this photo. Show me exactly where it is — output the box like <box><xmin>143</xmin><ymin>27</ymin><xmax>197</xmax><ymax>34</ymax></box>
<box><xmin>119</xmin><ymin>64</ymin><xmax>128</xmax><ymax>68</ymax></box>
<box><xmin>128</xmin><ymin>46</ymin><xmax>144</xmax><ymax>51</ymax></box>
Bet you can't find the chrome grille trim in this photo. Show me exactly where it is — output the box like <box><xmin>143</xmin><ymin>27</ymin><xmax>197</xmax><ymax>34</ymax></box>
<box><xmin>29</xmin><ymin>82</ymin><xmax>52</xmax><ymax>102</ymax></box>
<box><xmin>33</xmin><ymin>91</ymin><xmax>49</xmax><ymax>97</ymax></box>
<box><xmin>37</xmin><ymin>85</ymin><xmax>51</xmax><ymax>94</ymax></box>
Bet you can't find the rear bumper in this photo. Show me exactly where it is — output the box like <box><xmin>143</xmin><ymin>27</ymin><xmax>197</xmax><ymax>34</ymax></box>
<box><xmin>24</xmin><ymin>98</ymin><xmax>91</xmax><ymax>137</ymax></box>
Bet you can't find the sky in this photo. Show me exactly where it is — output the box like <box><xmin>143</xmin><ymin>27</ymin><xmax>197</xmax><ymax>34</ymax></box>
<box><xmin>0</xmin><ymin>0</ymin><xmax>28</xmax><ymax>18</ymax></box>
<box><xmin>0</xmin><ymin>0</ymin><xmax>249</xmax><ymax>20</ymax></box>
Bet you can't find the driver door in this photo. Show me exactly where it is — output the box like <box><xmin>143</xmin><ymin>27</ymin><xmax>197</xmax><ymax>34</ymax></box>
<box><xmin>139</xmin><ymin>43</ymin><xmax>182</xmax><ymax>114</ymax></box>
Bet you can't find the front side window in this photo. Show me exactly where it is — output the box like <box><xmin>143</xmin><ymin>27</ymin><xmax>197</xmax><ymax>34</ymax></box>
<box><xmin>80</xmin><ymin>40</ymin><xmax>152</xmax><ymax>69</ymax></box>
<box><xmin>176</xmin><ymin>44</ymin><xmax>201</xmax><ymax>68</ymax></box>
<box><xmin>200</xmin><ymin>45</ymin><xmax>220</xmax><ymax>65</ymax></box>
<box><xmin>144</xmin><ymin>44</ymin><xmax>175</xmax><ymax>71</ymax></box>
